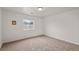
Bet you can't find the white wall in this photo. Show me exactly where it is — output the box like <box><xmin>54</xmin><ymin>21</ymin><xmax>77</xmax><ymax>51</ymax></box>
<box><xmin>0</xmin><ymin>8</ymin><xmax>2</xmax><ymax>48</ymax></box>
<box><xmin>2</xmin><ymin>10</ymin><xmax>43</xmax><ymax>43</ymax></box>
<box><xmin>45</xmin><ymin>8</ymin><xmax>79</xmax><ymax>45</ymax></box>
<box><xmin>3</xmin><ymin>8</ymin><xmax>79</xmax><ymax>45</ymax></box>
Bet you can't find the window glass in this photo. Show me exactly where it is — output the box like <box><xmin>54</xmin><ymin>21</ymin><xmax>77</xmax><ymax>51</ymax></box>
<box><xmin>23</xmin><ymin>19</ymin><xmax>34</xmax><ymax>30</ymax></box>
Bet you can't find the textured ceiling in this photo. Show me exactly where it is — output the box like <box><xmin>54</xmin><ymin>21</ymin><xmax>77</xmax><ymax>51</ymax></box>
<box><xmin>2</xmin><ymin>7</ymin><xmax>78</xmax><ymax>17</ymax></box>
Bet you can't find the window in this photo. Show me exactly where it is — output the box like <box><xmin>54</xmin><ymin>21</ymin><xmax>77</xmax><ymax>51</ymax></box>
<box><xmin>23</xmin><ymin>19</ymin><xmax>34</xmax><ymax>30</ymax></box>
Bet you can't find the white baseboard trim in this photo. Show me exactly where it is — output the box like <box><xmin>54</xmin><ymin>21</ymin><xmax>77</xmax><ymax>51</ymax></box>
<box><xmin>45</xmin><ymin>34</ymin><xmax>79</xmax><ymax>45</ymax></box>
<box><xmin>3</xmin><ymin>34</ymin><xmax>79</xmax><ymax>46</ymax></box>
<box><xmin>3</xmin><ymin>34</ymin><xmax>44</xmax><ymax>44</ymax></box>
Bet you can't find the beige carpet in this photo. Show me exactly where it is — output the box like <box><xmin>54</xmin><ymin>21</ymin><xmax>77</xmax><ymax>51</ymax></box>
<box><xmin>0</xmin><ymin>36</ymin><xmax>79</xmax><ymax>51</ymax></box>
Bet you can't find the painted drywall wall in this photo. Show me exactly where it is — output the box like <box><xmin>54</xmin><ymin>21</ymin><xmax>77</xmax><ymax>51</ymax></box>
<box><xmin>45</xmin><ymin>8</ymin><xmax>79</xmax><ymax>45</ymax></box>
<box><xmin>0</xmin><ymin>8</ymin><xmax>2</xmax><ymax>48</ymax></box>
<box><xmin>2</xmin><ymin>10</ymin><xmax>43</xmax><ymax>43</ymax></box>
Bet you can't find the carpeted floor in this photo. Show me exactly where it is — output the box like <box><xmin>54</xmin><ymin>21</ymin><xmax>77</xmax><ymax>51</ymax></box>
<box><xmin>0</xmin><ymin>36</ymin><xmax>79</xmax><ymax>51</ymax></box>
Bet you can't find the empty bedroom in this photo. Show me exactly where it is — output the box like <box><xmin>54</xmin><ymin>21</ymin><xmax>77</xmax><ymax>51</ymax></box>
<box><xmin>0</xmin><ymin>7</ymin><xmax>79</xmax><ymax>51</ymax></box>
